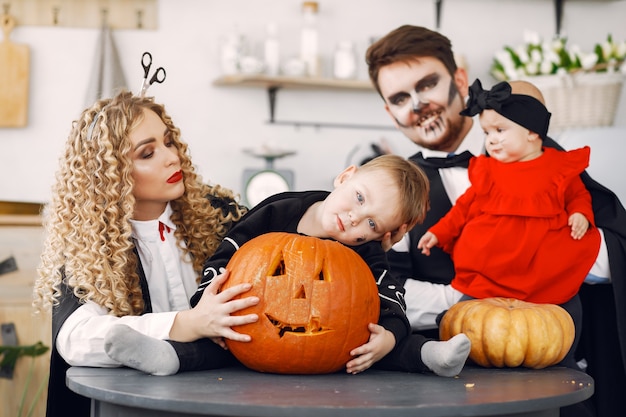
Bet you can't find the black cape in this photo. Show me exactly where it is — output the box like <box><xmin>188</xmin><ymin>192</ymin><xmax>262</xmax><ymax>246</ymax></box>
<box><xmin>387</xmin><ymin>137</ymin><xmax>626</xmax><ymax>417</ymax></box>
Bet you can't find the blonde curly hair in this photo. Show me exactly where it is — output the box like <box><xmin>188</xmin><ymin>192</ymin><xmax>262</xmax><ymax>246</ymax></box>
<box><xmin>33</xmin><ymin>91</ymin><xmax>246</xmax><ymax>317</ymax></box>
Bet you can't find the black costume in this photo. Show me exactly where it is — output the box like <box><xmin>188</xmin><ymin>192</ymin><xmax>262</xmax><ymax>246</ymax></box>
<box><xmin>187</xmin><ymin>191</ymin><xmax>430</xmax><ymax>373</ymax></box>
<box><xmin>388</xmin><ymin>138</ymin><xmax>626</xmax><ymax>417</ymax></box>
<box><xmin>45</xmin><ymin>194</ymin><xmax>241</xmax><ymax>417</ymax></box>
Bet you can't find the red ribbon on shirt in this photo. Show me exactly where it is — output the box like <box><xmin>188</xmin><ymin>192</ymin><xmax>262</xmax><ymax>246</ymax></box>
<box><xmin>158</xmin><ymin>222</ymin><xmax>171</xmax><ymax>242</ymax></box>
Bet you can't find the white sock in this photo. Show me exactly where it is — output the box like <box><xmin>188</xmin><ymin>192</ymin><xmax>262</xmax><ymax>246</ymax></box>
<box><xmin>421</xmin><ymin>333</ymin><xmax>471</xmax><ymax>377</ymax></box>
<box><xmin>104</xmin><ymin>324</ymin><xmax>180</xmax><ymax>376</ymax></box>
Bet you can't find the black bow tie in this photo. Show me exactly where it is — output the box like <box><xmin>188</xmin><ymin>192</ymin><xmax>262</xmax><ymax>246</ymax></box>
<box><xmin>414</xmin><ymin>150</ymin><xmax>474</xmax><ymax>169</ymax></box>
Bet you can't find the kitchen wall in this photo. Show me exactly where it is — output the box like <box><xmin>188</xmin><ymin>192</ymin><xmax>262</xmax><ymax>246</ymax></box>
<box><xmin>2</xmin><ymin>0</ymin><xmax>625</xmax><ymax>204</ymax></box>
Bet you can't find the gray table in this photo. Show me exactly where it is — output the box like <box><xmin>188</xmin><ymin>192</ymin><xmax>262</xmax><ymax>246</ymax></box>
<box><xmin>66</xmin><ymin>365</ymin><xmax>593</xmax><ymax>417</ymax></box>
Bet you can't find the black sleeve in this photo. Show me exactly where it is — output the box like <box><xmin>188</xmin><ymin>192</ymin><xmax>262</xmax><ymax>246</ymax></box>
<box><xmin>354</xmin><ymin>242</ymin><xmax>410</xmax><ymax>346</ymax></box>
<box><xmin>190</xmin><ymin>197</ymin><xmax>291</xmax><ymax>307</ymax></box>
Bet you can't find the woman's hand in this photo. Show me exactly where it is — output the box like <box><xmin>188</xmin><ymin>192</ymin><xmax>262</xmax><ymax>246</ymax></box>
<box><xmin>169</xmin><ymin>270</ymin><xmax>259</xmax><ymax>343</ymax></box>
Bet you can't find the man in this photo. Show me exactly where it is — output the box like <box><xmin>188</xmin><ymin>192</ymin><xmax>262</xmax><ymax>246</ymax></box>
<box><xmin>366</xmin><ymin>24</ymin><xmax>626</xmax><ymax>417</ymax></box>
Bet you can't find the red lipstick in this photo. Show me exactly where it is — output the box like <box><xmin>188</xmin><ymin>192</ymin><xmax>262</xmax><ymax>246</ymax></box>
<box><xmin>167</xmin><ymin>170</ymin><xmax>183</xmax><ymax>183</ymax></box>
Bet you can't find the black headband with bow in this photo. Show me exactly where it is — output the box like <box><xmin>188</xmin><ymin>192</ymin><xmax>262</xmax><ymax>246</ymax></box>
<box><xmin>460</xmin><ymin>79</ymin><xmax>551</xmax><ymax>140</ymax></box>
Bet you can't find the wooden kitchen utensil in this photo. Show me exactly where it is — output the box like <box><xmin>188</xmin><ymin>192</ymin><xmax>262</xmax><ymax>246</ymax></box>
<box><xmin>0</xmin><ymin>13</ymin><xmax>30</xmax><ymax>127</ymax></box>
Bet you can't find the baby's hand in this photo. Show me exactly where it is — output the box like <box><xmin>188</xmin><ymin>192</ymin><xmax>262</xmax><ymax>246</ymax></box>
<box><xmin>568</xmin><ymin>212</ymin><xmax>589</xmax><ymax>240</ymax></box>
<box><xmin>345</xmin><ymin>323</ymin><xmax>395</xmax><ymax>374</ymax></box>
<box><xmin>417</xmin><ymin>231</ymin><xmax>438</xmax><ymax>256</ymax></box>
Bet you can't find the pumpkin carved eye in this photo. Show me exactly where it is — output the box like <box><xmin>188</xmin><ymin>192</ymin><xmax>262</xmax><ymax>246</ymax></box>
<box><xmin>272</xmin><ymin>257</ymin><xmax>286</xmax><ymax>276</ymax></box>
<box><xmin>223</xmin><ymin>232</ymin><xmax>380</xmax><ymax>374</ymax></box>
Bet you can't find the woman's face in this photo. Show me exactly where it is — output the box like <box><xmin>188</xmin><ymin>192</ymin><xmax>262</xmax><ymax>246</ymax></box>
<box><xmin>129</xmin><ymin>108</ymin><xmax>184</xmax><ymax>220</ymax></box>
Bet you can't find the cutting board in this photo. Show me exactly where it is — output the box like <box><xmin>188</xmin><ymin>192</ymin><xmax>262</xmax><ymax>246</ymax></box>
<box><xmin>0</xmin><ymin>14</ymin><xmax>29</xmax><ymax>127</ymax></box>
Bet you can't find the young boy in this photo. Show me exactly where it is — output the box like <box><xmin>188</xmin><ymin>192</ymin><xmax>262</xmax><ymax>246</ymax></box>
<box><xmin>105</xmin><ymin>154</ymin><xmax>470</xmax><ymax>377</ymax></box>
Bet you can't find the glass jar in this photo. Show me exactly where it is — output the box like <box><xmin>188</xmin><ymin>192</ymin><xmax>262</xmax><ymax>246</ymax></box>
<box><xmin>333</xmin><ymin>41</ymin><xmax>356</xmax><ymax>79</ymax></box>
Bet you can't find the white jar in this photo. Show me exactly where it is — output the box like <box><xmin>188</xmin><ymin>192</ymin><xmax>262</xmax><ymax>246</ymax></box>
<box><xmin>333</xmin><ymin>41</ymin><xmax>357</xmax><ymax>79</ymax></box>
<box><xmin>264</xmin><ymin>23</ymin><xmax>280</xmax><ymax>76</ymax></box>
<box><xmin>300</xmin><ymin>1</ymin><xmax>320</xmax><ymax>77</ymax></box>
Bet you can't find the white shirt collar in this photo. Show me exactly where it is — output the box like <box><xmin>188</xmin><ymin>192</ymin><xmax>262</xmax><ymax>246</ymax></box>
<box><xmin>130</xmin><ymin>203</ymin><xmax>177</xmax><ymax>241</ymax></box>
<box><xmin>420</xmin><ymin>116</ymin><xmax>485</xmax><ymax>158</ymax></box>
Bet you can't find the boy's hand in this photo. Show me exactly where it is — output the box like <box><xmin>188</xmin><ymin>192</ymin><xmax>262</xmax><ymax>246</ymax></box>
<box><xmin>345</xmin><ymin>323</ymin><xmax>395</xmax><ymax>374</ymax></box>
<box><xmin>380</xmin><ymin>223</ymin><xmax>408</xmax><ymax>252</ymax></box>
<box><xmin>417</xmin><ymin>231</ymin><xmax>438</xmax><ymax>256</ymax></box>
<box><xmin>569</xmin><ymin>212</ymin><xmax>590</xmax><ymax>240</ymax></box>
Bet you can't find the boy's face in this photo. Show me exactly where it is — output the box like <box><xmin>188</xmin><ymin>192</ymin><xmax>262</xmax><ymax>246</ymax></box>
<box><xmin>480</xmin><ymin>109</ymin><xmax>541</xmax><ymax>163</ymax></box>
<box><xmin>320</xmin><ymin>167</ymin><xmax>402</xmax><ymax>246</ymax></box>
<box><xmin>378</xmin><ymin>57</ymin><xmax>469</xmax><ymax>153</ymax></box>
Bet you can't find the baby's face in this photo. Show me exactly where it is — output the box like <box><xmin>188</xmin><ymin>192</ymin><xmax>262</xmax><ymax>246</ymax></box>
<box><xmin>480</xmin><ymin>109</ymin><xmax>542</xmax><ymax>163</ymax></box>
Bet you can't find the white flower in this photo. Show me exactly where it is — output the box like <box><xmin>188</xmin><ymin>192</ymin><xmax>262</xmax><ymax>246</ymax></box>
<box><xmin>601</xmin><ymin>41</ymin><xmax>613</xmax><ymax>60</ymax></box>
<box><xmin>530</xmin><ymin>49</ymin><xmax>542</xmax><ymax>64</ymax></box>
<box><xmin>495</xmin><ymin>50</ymin><xmax>514</xmax><ymax>67</ymax></box>
<box><xmin>617</xmin><ymin>41</ymin><xmax>626</xmax><ymax>59</ymax></box>
<box><xmin>544</xmin><ymin>49</ymin><xmax>560</xmax><ymax>65</ymax></box>
<box><xmin>523</xmin><ymin>30</ymin><xmax>541</xmax><ymax>46</ymax></box>
<box><xmin>555</xmin><ymin>67</ymin><xmax>568</xmax><ymax>76</ymax></box>
<box><xmin>515</xmin><ymin>46</ymin><xmax>529</xmax><ymax>63</ymax></box>
<box><xmin>491</xmin><ymin>31</ymin><xmax>624</xmax><ymax>80</ymax></box>
<box><xmin>580</xmin><ymin>53</ymin><xmax>599</xmax><ymax>71</ymax></box>
<box><xmin>540</xmin><ymin>60</ymin><xmax>553</xmax><ymax>75</ymax></box>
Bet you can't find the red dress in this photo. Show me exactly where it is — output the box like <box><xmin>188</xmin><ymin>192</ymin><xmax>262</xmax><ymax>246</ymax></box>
<box><xmin>430</xmin><ymin>147</ymin><xmax>601</xmax><ymax>304</ymax></box>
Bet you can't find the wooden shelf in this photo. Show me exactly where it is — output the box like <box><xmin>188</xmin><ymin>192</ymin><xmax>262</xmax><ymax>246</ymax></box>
<box><xmin>212</xmin><ymin>74</ymin><xmax>395</xmax><ymax>130</ymax></box>
<box><xmin>212</xmin><ymin>74</ymin><xmax>374</xmax><ymax>91</ymax></box>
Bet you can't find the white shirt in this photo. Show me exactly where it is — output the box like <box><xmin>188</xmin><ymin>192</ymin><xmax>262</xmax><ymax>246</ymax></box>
<box><xmin>56</xmin><ymin>203</ymin><xmax>199</xmax><ymax>367</ymax></box>
<box><xmin>420</xmin><ymin>117</ymin><xmax>485</xmax><ymax>205</ymax></box>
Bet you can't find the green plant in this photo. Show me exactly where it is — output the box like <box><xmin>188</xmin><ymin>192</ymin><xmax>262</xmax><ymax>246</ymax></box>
<box><xmin>0</xmin><ymin>341</ymin><xmax>49</xmax><ymax>417</ymax></box>
<box><xmin>491</xmin><ymin>30</ymin><xmax>626</xmax><ymax>81</ymax></box>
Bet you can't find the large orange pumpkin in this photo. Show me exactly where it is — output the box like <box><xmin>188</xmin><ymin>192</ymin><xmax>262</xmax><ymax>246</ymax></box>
<box><xmin>439</xmin><ymin>297</ymin><xmax>575</xmax><ymax>369</ymax></box>
<box><xmin>222</xmin><ymin>232</ymin><xmax>380</xmax><ymax>374</ymax></box>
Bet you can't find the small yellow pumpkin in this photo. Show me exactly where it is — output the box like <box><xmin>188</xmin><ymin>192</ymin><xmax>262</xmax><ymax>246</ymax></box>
<box><xmin>439</xmin><ymin>297</ymin><xmax>575</xmax><ymax>369</ymax></box>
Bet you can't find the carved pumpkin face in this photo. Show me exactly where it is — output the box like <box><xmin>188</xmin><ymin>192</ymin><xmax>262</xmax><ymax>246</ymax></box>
<box><xmin>223</xmin><ymin>232</ymin><xmax>380</xmax><ymax>374</ymax></box>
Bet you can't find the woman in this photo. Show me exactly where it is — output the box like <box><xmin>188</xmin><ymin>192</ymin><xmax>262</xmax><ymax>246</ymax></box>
<box><xmin>33</xmin><ymin>91</ymin><xmax>258</xmax><ymax>417</ymax></box>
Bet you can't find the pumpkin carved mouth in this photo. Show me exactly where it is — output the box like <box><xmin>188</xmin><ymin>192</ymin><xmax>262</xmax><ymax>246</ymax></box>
<box><xmin>265</xmin><ymin>313</ymin><xmax>329</xmax><ymax>337</ymax></box>
<box><xmin>264</xmin><ymin>282</ymin><xmax>331</xmax><ymax>337</ymax></box>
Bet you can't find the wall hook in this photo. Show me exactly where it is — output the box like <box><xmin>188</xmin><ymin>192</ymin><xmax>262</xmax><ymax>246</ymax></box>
<box><xmin>52</xmin><ymin>6</ymin><xmax>59</xmax><ymax>25</ymax></box>
<box><xmin>136</xmin><ymin>9</ymin><xmax>143</xmax><ymax>29</ymax></box>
